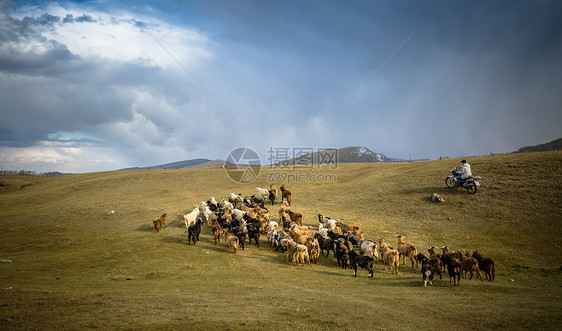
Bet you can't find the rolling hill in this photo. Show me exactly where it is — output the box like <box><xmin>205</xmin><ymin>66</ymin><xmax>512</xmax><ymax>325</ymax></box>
<box><xmin>514</xmin><ymin>137</ymin><xmax>562</xmax><ymax>153</ymax></box>
<box><xmin>0</xmin><ymin>151</ymin><xmax>561</xmax><ymax>329</ymax></box>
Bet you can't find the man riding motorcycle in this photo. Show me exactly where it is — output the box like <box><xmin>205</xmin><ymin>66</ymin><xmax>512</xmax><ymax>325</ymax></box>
<box><xmin>446</xmin><ymin>159</ymin><xmax>480</xmax><ymax>193</ymax></box>
<box><xmin>455</xmin><ymin>159</ymin><xmax>472</xmax><ymax>186</ymax></box>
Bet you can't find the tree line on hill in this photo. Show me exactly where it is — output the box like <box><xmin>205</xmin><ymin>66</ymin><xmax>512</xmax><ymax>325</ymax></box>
<box><xmin>514</xmin><ymin>138</ymin><xmax>561</xmax><ymax>153</ymax></box>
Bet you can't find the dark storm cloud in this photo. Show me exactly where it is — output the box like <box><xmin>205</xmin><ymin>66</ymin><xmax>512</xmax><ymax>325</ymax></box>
<box><xmin>0</xmin><ymin>11</ymin><xmax>147</xmax><ymax>147</ymax></box>
<box><xmin>0</xmin><ymin>1</ymin><xmax>223</xmax><ymax>173</ymax></box>
<box><xmin>63</xmin><ymin>14</ymin><xmax>97</xmax><ymax>23</ymax></box>
<box><xmin>1</xmin><ymin>0</ymin><xmax>561</xmax><ymax>172</ymax></box>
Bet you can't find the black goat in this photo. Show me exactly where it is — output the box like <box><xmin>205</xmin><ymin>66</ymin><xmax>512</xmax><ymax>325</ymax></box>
<box><xmin>269</xmin><ymin>190</ymin><xmax>276</xmax><ymax>205</ymax></box>
<box><xmin>250</xmin><ymin>194</ymin><xmax>265</xmax><ymax>208</ymax></box>
<box><xmin>246</xmin><ymin>224</ymin><xmax>260</xmax><ymax>247</ymax></box>
<box><xmin>274</xmin><ymin>236</ymin><xmax>288</xmax><ymax>252</ymax></box>
<box><xmin>327</xmin><ymin>230</ymin><xmax>347</xmax><ymax>242</ymax></box>
<box><xmin>441</xmin><ymin>254</ymin><xmax>462</xmax><ymax>286</ymax></box>
<box><xmin>207</xmin><ymin>201</ymin><xmax>218</xmax><ymax>212</ymax></box>
<box><xmin>187</xmin><ymin>219</ymin><xmax>203</xmax><ymax>245</ymax></box>
<box><xmin>313</xmin><ymin>233</ymin><xmax>336</xmax><ymax>257</ymax></box>
<box><xmin>349</xmin><ymin>249</ymin><xmax>374</xmax><ymax>278</ymax></box>
<box><xmin>335</xmin><ymin>242</ymin><xmax>349</xmax><ymax>269</ymax></box>
<box><xmin>234</xmin><ymin>231</ymin><xmax>246</xmax><ymax>250</ymax></box>
<box><xmin>417</xmin><ymin>253</ymin><xmax>441</xmax><ymax>287</ymax></box>
<box><xmin>243</xmin><ymin>213</ymin><xmax>260</xmax><ymax>227</ymax></box>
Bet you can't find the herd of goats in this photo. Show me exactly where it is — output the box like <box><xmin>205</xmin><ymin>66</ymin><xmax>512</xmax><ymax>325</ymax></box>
<box><xmin>152</xmin><ymin>184</ymin><xmax>496</xmax><ymax>287</ymax></box>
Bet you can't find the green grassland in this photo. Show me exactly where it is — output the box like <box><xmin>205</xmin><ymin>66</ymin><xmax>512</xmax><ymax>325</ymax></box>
<box><xmin>0</xmin><ymin>152</ymin><xmax>561</xmax><ymax>330</ymax></box>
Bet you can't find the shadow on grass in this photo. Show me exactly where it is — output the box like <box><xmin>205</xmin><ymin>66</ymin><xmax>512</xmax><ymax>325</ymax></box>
<box><xmin>173</xmin><ymin>215</ymin><xmax>186</xmax><ymax>228</ymax></box>
<box><xmin>136</xmin><ymin>224</ymin><xmax>156</xmax><ymax>232</ymax></box>
<box><xmin>310</xmin><ymin>268</ymin><xmax>349</xmax><ymax>277</ymax></box>
<box><xmin>201</xmin><ymin>243</ymin><xmax>230</xmax><ymax>253</ymax></box>
<box><xmin>160</xmin><ymin>235</ymin><xmax>186</xmax><ymax>245</ymax></box>
<box><xmin>399</xmin><ymin>186</ymin><xmax>476</xmax><ymax>202</ymax></box>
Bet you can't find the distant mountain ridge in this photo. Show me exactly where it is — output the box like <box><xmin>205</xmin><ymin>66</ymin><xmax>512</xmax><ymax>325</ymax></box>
<box><xmin>514</xmin><ymin>138</ymin><xmax>562</xmax><ymax>153</ymax></box>
<box><xmin>276</xmin><ymin>146</ymin><xmax>390</xmax><ymax>166</ymax></box>
<box><xmin>190</xmin><ymin>159</ymin><xmax>236</xmax><ymax>168</ymax></box>
<box><xmin>116</xmin><ymin>138</ymin><xmax>562</xmax><ymax>172</ymax></box>
<box><xmin>120</xmin><ymin>158</ymin><xmax>212</xmax><ymax>170</ymax></box>
<box><xmin>118</xmin><ymin>147</ymin><xmax>390</xmax><ymax>171</ymax></box>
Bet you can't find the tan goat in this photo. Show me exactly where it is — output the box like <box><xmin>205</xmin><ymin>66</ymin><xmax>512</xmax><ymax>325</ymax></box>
<box><xmin>305</xmin><ymin>236</ymin><xmax>320</xmax><ymax>263</ymax></box>
<box><xmin>378</xmin><ymin>238</ymin><xmax>393</xmax><ymax>262</ymax></box>
<box><xmin>278</xmin><ymin>202</ymin><xmax>289</xmax><ymax>220</ymax></box>
<box><xmin>285</xmin><ymin>240</ymin><xmax>310</xmax><ymax>265</ymax></box>
<box><xmin>382</xmin><ymin>244</ymin><xmax>399</xmax><ymax>274</ymax></box>
<box><xmin>396</xmin><ymin>235</ymin><xmax>419</xmax><ymax>268</ymax></box>
<box><xmin>223</xmin><ymin>230</ymin><xmax>239</xmax><ymax>253</ymax></box>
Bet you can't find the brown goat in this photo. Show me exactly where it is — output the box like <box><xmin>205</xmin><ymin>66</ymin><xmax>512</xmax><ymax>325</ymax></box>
<box><xmin>472</xmin><ymin>250</ymin><xmax>496</xmax><ymax>281</ymax></box>
<box><xmin>210</xmin><ymin>218</ymin><xmax>222</xmax><ymax>245</ymax></box>
<box><xmin>280</xmin><ymin>185</ymin><xmax>292</xmax><ymax>205</ymax></box>
<box><xmin>428</xmin><ymin>246</ymin><xmax>443</xmax><ymax>275</ymax></box>
<box><xmin>286</xmin><ymin>209</ymin><xmax>303</xmax><ymax>226</ymax></box>
<box><xmin>336</xmin><ymin>221</ymin><xmax>360</xmax><ymax>235</ymax></box>
<box><xmin>460</xmin><ymin>256</ymin><xmax>484</xmax><ymax>281</ymax></box>
<box><xmin>153</xmin><ymin>213</ymin><xmax>167</xmax><ymax>232</ymax></box>
<box><xmin>442</xmin><ymin>246</ymin><xmax>463</xmax><ymax>262</ymax></box>
<box><xmin>428</xmin><ymin>246</ymin><xmax>440</xmax><ymax>260</ymax></box>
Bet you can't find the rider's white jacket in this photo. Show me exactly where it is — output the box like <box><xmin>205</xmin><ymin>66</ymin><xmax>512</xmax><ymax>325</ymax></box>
<box><xmin>459</xmin><ymin>163</ymin><xmax>472</xmax><ymax>179</ymax></box>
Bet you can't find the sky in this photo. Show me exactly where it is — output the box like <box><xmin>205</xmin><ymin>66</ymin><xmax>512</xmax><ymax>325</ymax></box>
<box><xmin>0</xmin><ymin>0</ymin><xmax>561</xmax><ymax>173</ymax></box>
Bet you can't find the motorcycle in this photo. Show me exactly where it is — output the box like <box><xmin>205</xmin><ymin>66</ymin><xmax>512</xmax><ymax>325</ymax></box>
<box><xmin>445</xmin><ymin>168</ymin><xmax>481</xmax><ymax>194</ymax></box>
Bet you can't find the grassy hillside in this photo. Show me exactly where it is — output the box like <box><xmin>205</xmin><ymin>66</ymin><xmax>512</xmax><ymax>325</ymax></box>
<box><xmin>0</xmin><ymin>152</ymin><xmax>561</xmax><ymax>330</ymax></box>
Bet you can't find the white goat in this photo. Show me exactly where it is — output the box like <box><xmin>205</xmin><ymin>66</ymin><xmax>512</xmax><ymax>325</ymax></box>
<box><xmin>256</xmin><ymin>187</ymin><xmax>269</xmax><ymax>201</ymax></box>
<box><xmin>318</xmin><ymin>214</ymin><xmax>338</xmax><ymax>231</ymax></box>
<box><xmin>268</xmin><ymin>221</ymin><xmax>279</xmax><ymax>232</ymax></box>
<box><xmin>359</xmin><ymin>240</ymin><xmax>379</xmax><ymax>260</ymax></box>
<box><xmin>222</xmin><ymin>199</ymin><xmax>234</xmax><ymax>211</ymax></box>
<box><xmin>203</xmin><ymin>206</ymin><xmax>213</xmax><ymax>225</ymax></box>
<box><xmin>318</xmin><ymin>223</ymin><xmax>330</xmax><ymax>239</ymax></box>
<box><xmin>232</xmin><ymin>208</ymin><xmax>247</xmax><ymax>222</ymax></box>
<box><xmin>184</xmin><ymin>205</ymin><xmax>200</xmax><ymax>230</ymax></box>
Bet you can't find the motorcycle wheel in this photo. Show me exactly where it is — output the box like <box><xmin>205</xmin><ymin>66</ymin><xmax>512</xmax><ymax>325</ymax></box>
<box><xmin>466</xmin><ymin>182</ymin><xmax>477</xmax><ymax>194</ymax></box>
<box><xmin>445</xmin><ymin>177</ymin><xmax>456</xmax><ymax>188</ymax></box>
